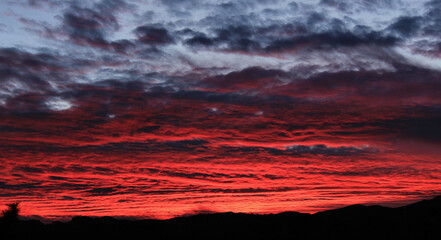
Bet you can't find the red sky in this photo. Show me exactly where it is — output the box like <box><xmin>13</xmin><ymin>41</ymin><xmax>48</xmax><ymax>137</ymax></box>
<box><xmin>1</xmin><ymin>0</ymin><xmax>441</xmax><ymax>221</ymax></box>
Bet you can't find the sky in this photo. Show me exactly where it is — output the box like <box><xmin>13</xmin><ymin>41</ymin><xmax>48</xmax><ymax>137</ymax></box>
<box><xmin>1</xmin><ymin>0</ymin><xmax>441</xmax><ymax>221</ymax></box>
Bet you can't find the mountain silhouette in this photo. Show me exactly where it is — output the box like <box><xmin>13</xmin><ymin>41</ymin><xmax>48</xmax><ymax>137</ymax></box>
<box><xmin>2</xmin><ymin>196</ymin><xmax>441</xmax><ymax>239</ymax></box>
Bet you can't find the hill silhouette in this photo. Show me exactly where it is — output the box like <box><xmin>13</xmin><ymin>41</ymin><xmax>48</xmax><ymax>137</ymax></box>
<box><xmin>2</xmin><ymin>196</ymin><xmax>441</xmax><ymax>239</ymax></box>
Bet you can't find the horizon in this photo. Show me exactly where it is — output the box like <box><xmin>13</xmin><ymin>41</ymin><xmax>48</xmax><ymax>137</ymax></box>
<box><xmin>8</xmin><ymin>194</ymin><xmax>441</xmax><ymax>223</ymax></box>
<box><xmin>1</xmin><ymin>0</ymin><xmax>441</xmax><ymax>221</ymax></box>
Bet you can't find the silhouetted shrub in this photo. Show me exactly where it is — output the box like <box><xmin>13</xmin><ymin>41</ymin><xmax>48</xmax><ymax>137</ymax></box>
<box><xmin>1</xmin><ymin>202</ymin><xmax>20</xmax><ymax>223</ymax></box>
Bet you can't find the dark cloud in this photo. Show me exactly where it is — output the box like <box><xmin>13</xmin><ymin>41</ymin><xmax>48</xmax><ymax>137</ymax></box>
<box><xmin>137</xmin><ymin>125</ymin><xmax>161</xmax><ymax>133</ymax></box>
<box><xmin>61</xmin><ymin>196</ymin><xmax>77</xmax><ymax>200</ymax></box>
<box><xmin>86</xmin><ymin>187</ymin><xmax>122</xmax><ymax>196</ymax></box>
<box><xmin>216</xmin><ymin>144</ymin><xmax>378</xmax><ymax>158</ymax></box>
<box><xmin>203</xmin><ymin>67</ymin><xmax>288</xmax><ymax>91</ymax></box>
<box><xmin>185</xmin><ymin>34</ymin><xmax>215</xmax><ymax>46</ymax></box>
<box><xmin>109</xmin><ymin>39</ymin><xmax>136</xmax><ymax>53</ymax></box>
<box><xmin>285</xmin><ymin>144</ymin><xmax>377</xmax><ymax>156</ymax></box>
<box><xmin>214</xmin><ymin>25</ymin><xmax>261</xmax><ymax>51</ymax></box>
<box><xmin>141</xmin><ymin>167</ymin><xmax>257</xmax><ymax>181</ymax></box>
<box><xmin>280</xmin><ymin>65</ymin><xmax>441</xmax><ymax>102</ymax></box>
<box><xmin>46</xmin><ymin>164</ymin><xmax>118</xmax><ymax>174</ymax></box>
<box><xmin>183</xmin><ymin>11</ymin><xmax>401</xmax><ymax>53</ymax></box>
<box><xmin>168</xmin><ymin>90</ymin><xmax>263</xmax><ymax>105</ymax></box>
<box><xmin>183</xmin><ymin>25</ymin><xmax>263</xmax><ymax>52</ymax></box>
<box><xmin>0</xmin><ymin>48</ymin><xmax>63</xmax><ymax>92</ymax></box>
<box><xmin>392</xmin><ymin>1</ymin><xmax>441</xmax><ymax>55</ymax></box>
<box><xmin>388</xmin><ymin>16</ymin><xmax>422</xmax><ymax>36</ymax></box>
<box><xmin>304</xmin><ymin>166</ymin><xmax>424</xmax><ymax>177</ymax></box>
<box><xmin>0</xmin><ymin>47</ymin><xmax>98</xmax><ymax>111</ymax></box>
<box><xmin>48</xmin><ymin>176</ymin><xmax>69</xmax><ymax>180</ymax></box>
<box><xmin>264</xmin><ymin>29</ymin><xmax>399</xmax><ymax>52</ymax></box>
<box><xmin>13</xmin><ymin>166</ymin><xmax>45</xmax><ymax>174</ymax></box>
<box><xmin>25</xmin><ymin>0</ymin><xmax>65</xmax><ymax>8</ymax></box>
<box><xmin>207</xmin><ymin>187</ymin><xmax>296</xmax><ymax>194</ymax></box>
<box><xmin>0</xmin><ymin>125</ymin><xmax>37</xmax><ymax>133</ymax></box>
<box><xmin>134</xmin><ymin>26</ymin><xmax>174</xmax><ymax>45</ymax></box>
<box><xmin>319</xmin><ymin>0</ymin><xmax>349</xmax><ymax>10</ymax></box>
<box><xmin>379</xmin><ymin>114</ymin><xmax>441</xmax><ymax>143</ymax></box>
<box><xmin>0</xmin><ymin>181</ymin><xmax>43</xmax><ymax>191</ymax></box>
<box><xmin>61</xmin><ymin>0</ymin><xmax>134</xmax><ymax>51</ymax></box>
<box><xmin>165</xmin><ymin>138</ymin><xmax>209</xmax><ymax>149</ymax></box>
<box><xmin>62</xmin><ymin>6</ymin><xmax>116</xmax><ymax>47</ymax></box>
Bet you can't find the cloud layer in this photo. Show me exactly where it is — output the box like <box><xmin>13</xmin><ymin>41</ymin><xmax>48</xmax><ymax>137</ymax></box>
<box><xmin>1</xmin><ymin>0</ymin><xmax>441</xmax><ymax>220</ymax></box>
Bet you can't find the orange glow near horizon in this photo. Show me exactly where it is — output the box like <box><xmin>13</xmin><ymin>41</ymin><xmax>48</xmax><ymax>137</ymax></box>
<box><xmin>2</xmin><ymin>98</ymin><xmax>441</xmax><ymax>221</ymax></box>
<box><xmin>2</xmin><ymin>128</ymin><xmax>441</xmax><ymax>221</ymax></box>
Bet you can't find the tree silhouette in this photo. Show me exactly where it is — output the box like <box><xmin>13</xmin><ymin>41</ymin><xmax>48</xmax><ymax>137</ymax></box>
<box><xmin>1</xmin><ymin>202</ymin><xmax>20</xmax><ymax>223</ymax></box>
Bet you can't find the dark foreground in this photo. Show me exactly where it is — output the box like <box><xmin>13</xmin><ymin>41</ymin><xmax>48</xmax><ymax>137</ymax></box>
<box><xmin>2</xmin><ymin>196</ymin><xmax>441</xmax><ymax>240</ymax></box>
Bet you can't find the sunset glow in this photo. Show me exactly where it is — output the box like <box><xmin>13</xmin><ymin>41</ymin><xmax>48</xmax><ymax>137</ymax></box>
<box><xmin>1</xmin><ymin>0</ymin><xmax>441</xmax><ymax>221</ymax></box>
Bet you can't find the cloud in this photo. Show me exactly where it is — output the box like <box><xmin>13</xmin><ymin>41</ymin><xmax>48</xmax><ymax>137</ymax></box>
<box><xmin>0</xmin><ymin>48</ymin><xmax>61</xmax><ymax>93</ymax></box>
<box><xmin>140</xmin><ymin>167</ymin><xmax>258</xmax><ymax>182</ymax></box>
<box><xmin>60</xmin><ymin>0</ymin><xmax>134</xmax><ymax>51</ymax></box>
<box><xmin>62</xmin><ymin>4</ymin><xmax>116</xmax><ymax>47</ymax></box>
<box><xmin>207</xmin><ymin>187</ymin><xmax>297</xmax><ymax>194</ymax></box>
<box><xmin>134</xmin><ymin>26</ymin><xmax>174</xmax><ymax>45</ymax></box>
<box><xmin>0</xmin><ymin>180</ymin><xmax>46</xmax><ymax>197</ymax></box>
<box><xmin>2</xmin><ymin>0</ymin><xmax>441</xmax><ymax>220</ymax></box>
<box><xmin>377</xmin><ymin>113</ymin><xmax>441</xmax><ymax>143</ymax></box>
<box><xmin>165</xmin><ymin>138</ymin><xmax>209</xmax><ymax>150</ymax></box>
<box><xmin>304</xmin><ymin>166</ymin><xmax>426</xmax><ymax>178</ymax></box>
<box><xmin>264</xmin><ymin>28</ymin><xmax>399</xmax><ymax>53</ymax></box>
<box><xmin>388</xmin><ymin>16</ymin><xmax>422</xmax><ymax>36</ymax></box>
<box><xmin>86</xmin><ymin>187</ymin><xmax>122</xmax><ymax>196</ymax></box>
<box><xmin>285</xmin><ymin>144</ymin><xmax>378</xmax><ymax>156</ymax></box>
<box><xmin>182</xmin><ymin>10</ymin><xmax>402</xmax><ymax>55</ymax></box>
<box><xmin>185</xmin><ymin>34</ymin><xmax>214</xmax><ymax>47</ymax></box>
<box><xmin>45</xmin><ymin>97</ymin><xmax>73</xmax><ymax>111</ymax></box>
<box><xmin>202</xmin><ymin>67</ymin><xmax>288</xmax><ymax>92</ymax></box>
<box><xmin>24</xmin><ymin>0</ymin><xmax>66</xmax><ymax>8</ymax></box>
<box><xmin>48</xmin><ymin>176</ymin><xmax>69</xmax><ymax>180</ymax></box>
